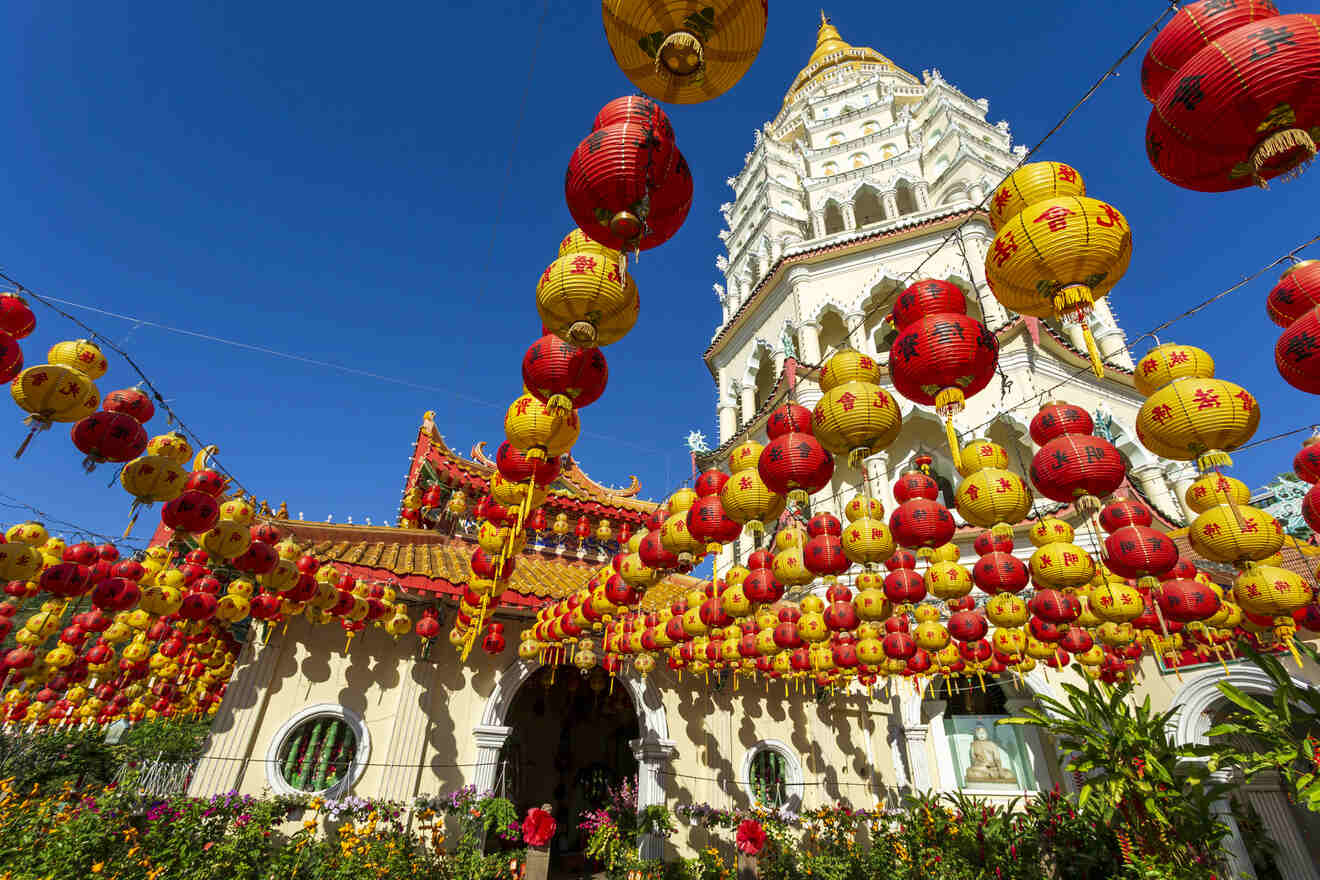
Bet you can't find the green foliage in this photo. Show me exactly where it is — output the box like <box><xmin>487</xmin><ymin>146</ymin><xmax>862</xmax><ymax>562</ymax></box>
<box><xmin>0</xmin><ymin>718</ymin><xmax>210</xmax><ymax>794</ymax></box>
<box><xmin>1202</xmin><ymin>641</ymin><xmax>1320</xmax><ymax>812</ymax></box>
<box><xmin>1000</xmin><ymin>678</ymin><xmax>1232</xmax><ymax>879</ymax></box>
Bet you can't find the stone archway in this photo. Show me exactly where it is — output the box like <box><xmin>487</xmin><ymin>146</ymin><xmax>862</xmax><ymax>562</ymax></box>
<box><xmin>1167</xmin><ymin>666</ymin><xmax>1320</xmax><ymax>880</ymax></box>
<box><xmin>476</xmin><ymin>659</ymin><xmax>674</xmax><ymax>858</ymax></box>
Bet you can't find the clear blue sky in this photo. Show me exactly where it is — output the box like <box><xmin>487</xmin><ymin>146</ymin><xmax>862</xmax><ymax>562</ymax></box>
<box><xmin>2</xmin><ymin>1</ymin><xmax>1316</xmax><ymax>547</ymax></box>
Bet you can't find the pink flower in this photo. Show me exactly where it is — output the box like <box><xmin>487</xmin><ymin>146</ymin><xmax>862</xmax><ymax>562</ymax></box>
<box><xmin>735</xmin><ymin>819</ymin><xmax>767</xmax><ymax>856</ymax></box>
<box><xmin>522</xmin><ymin>808</ymin><xmax>556</xmax><ymax>847</ymax></box>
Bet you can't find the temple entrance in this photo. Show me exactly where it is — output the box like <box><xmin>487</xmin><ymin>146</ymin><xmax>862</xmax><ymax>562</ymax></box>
<box><xmin>501</xmin><ymin>666</ymin><xmax>640</xmax><ymax>874</ymax></box>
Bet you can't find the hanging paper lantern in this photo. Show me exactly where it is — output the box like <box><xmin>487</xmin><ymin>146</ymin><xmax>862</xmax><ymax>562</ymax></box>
<box><xmin>1100</xmin><ymin>498</ymin><xmax>1179</xmax><ymax>590</ymax></box>
<box><xmin>504</xmin><ymin>393</ymin><xmax>581</xmax><ymax>463</ymax></box>
<box><xmin>888</xmin><ymin>279</ymin><xmax>998</xmax><ymax>466</ymax></box>
<box><xmin>120</xmin><ymin>454</ymin><xmax>187</xmax><ymax>535</ymax></box>
<box><xmin>1156</xmin><ymin>579</ymin><xmax>1222</xmax><ymax>624</ymax></box>
<box><xmin>811</xmin><ymin>350</ymin><xmax>902</xmax><ymax>466</ymax></box>
<box><xmin>1275</xmin><ymin>305</ymin><xmax>1320</xmax><ymax>394</ymax></box>
<box><xmin>102</xmin><ymin>387</ymin><xmax>154</xmax><ymax>424</ymax></box>
<box><xmin>538</xmin><ymin>232</ymin><xmax>641</xmax><ymax>348</ymax></box>
<box><xmin>973</xmin><ymin>551</ymin><xmax>1030</xmax><ymax>596</ymax></box>
<box><xmin>70</xmin><ymin>410</ymin><xmax>148</xmax><ymax>471</ymax></box>
<box><xmin>0</xmin><ymin>332</ymin><xmax>21</xmax><ymax>385</ymax></box>
<box><xmin>1135</xmin><ymin>344</ymin><xmax>1258</xmax><ymax>470</ymax></box>
<box><xmin>984</xmin><ymin>162</ymin><xmax>1130</xmax><ymax>376</ymax></box>
<box><xmin>1233</xmin><ymin>565</ymin><xmax>1312</xmax><ymax>622</ymax></box>
<box><xmin>565</xmin><ymin>101</ymin><xmax>690</xmax><ymax>253</ymax></box>
<box><xmin>758</xmin><ymin>403</ymin><xmax>834</xmax><ymax>504</ymax></box>
<box><xmin>521</xmin><ymin>334</ymin><xmax>609</xmax><ymax>415</ymax></box>
<box><xmin>889</xmin><ymin>459</ymin><xmax>955</xmax><ymax>552</ymax></box>
<box><xmin>955</xmin><ymin>439</ymin><xmax>1032</xmax><ymax>538</ymax></box>
<box><xmin>1267</xmin><ymin>260</ymin><xmax>1320</xmax><ymax>328</ymax></box>
<box><xmin>10</xmin><ymin>359</ymin><xmax>100</xmax><ymax>457</ymax></box>
<box><xmin>0</xmin><ymin>293</ymin><xmax>35</xmax><ymax>339</ymax></box>
<box><xmin>1029</xmin><ymin>402</ymin><xmax>1125</xmax><ymax>513</ymax></box>
<box><xmin>720</xmin><ymin>440</ymin><xmax>785</xmax><ymax>533</ymax></box>
<box><xmin>161</xmin><ymin>490</ymin><xmax>221</xmax><ymax>535</ymax></box>
<box><xmin>988</xmin><ymin>161</ymin><xmax>1087</xmax><ymax>232</ymax></box>
<box><xmin>601</xmin><ymin>1</ymin><xmax>767</xmax><ymax>104</ymax></box>
<box><xmin>1143</xmin><ymin>3</ymin><xmax>1320</xmax><ymax>190</ymax></box>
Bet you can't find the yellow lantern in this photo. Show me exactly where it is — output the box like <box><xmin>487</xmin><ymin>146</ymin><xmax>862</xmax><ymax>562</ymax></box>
<box><xmin>1029</xmin><ymin>541</ymin><xmax>1095</xmax><ymax>590</ymax></box>
<box><xmin>841</xmin><ymin>516</ymin><xmax>895</xmax><ymax>567</ymax></box>
<box><xmin>215</xmin><ymin>594</ymin><xmax>250</xmax><ymax>623</ymax></box>
<box><xmin>925</xmin><ymin>561</ymin><xmax>973</xmax><ymax>603</ymax></box>
<box><xmin>986</xmin><ymin>593</ymin><xmax>1028</xmax><ymax>628</ymax></box>
<box><xmin>1133</xmin><ymin>343</ymin><xmax>1216</xmax><ymax>397</ymax></box>
<box><xmin>1184</xmin><ymin>472</ymin><xmax>1251</xmax><ymax>513</ymax></box>
<box><xmin>537</xmin><ymin>236</ymin><xmax>640</xmax><ymax>348</ymax></box>
<box><xmin>490</xmin><ymin>472</ymin><xmax>548</xmax><ymax>512</ymax></box>
<box><xmin>261</xmin><ymin>559</ymin><xmax>299</xmax><ymax>592</ymax></box>
<box><xmin>812</xmin><ymin>381</ymin><xmax>903</xmax><ymax>466</ymax></box>
<box><xmin>47</xmin><ymin>339</ymin><xmax>109</xmax><ymax>380</ymax></box>
<box><xmin>1188</xmin><ymin>505</ymin><xmax>1283</xmax><ymax>565</ymax></box>
<box><xmin>956</xmin><ymin>438</ymin><xmax>1010</xmax><ymax>476</ymax></box>
<box><xmin>844</xmin><ymin>494</ymin><xmax>884</xmax><ymax>522</ymax></box>
<box><xmin>146</xmin><ymin>431</ymin><xmax>193</xmax><ymax>465</ymax></box>
<box><xmin>955</xmin><ymin>465</ymin><xmax>1032</xmax><ymax>538</ymax></box>
<box><xmin>984</xmin><ymin>176</ymin><xmax>1131</xmax><ymax>377</ymax></box>
<box><xmin>11</xmin><ymin>364</ymin><xmax>98</xmax><ymax>453</ymax></box>
<box><xmin>1090</xmin><ymin>580</ymin><xmax>1144</xmax><ymax>623</ymax></box>
<box><xmin>505</xmin><ymin>394</ymin><xmax>580</xmax><ymax>462</ymax></box>
<box><xmin>5</xmin><ymin>522</ymin><xmax>48</xmax><ymax>545</ymax></box>
<box><xmin>1029</xmin><ymin>517</ymin><xmax>1073</xmax><ymax>547</ymax></box>
<box><xmin>220</xmin><ymin>497</ymin><xmax>255</xmax><ymax>526</ymax></box>
<box><xmin>200</xmin><ymin>520</ymin><xmax>251</xmax><ymax>560</ymax></box>
<box><xmin>855</xmin><ymin>588</ymin><xmax>889</xmax><ymax>620</ymax></box>
<box><xmin>913</xmin><ymin>620</ymin><xmax>950</xmax><ymax>652</ymax></box>
<box><xmin>595</xmin><ymin>519</ymin><xmax>613</xmax><ymax>543</ymax></box>
<box><xmin>121</xmin><ymin>454</ymin><xmax>187</xmax><ymax>510</ymax></box>
<box><xmin>0</xmin><ymin>542</ymin><xmax>41</xmax><ymax>582</ymax></box>
<box><xmin>772</xmin><ymin>542</ymin><xmax>813</xmax><ymax>589</ymax></box>
<box><xmin>619</xmin><ymin>552</ymin><xmax>658</xmax><ymax>589</ymax></box>
<box><xmin>660</xmin><ymin>510</ymin><xmax>704</xmax><ymax>567</ymax></box>
<box><xmin>1233</xmin><ymin>565</ymin><xmax>1311</xmax><ymax>618</ymax></box>
<box><xmin>988</xmin><ymin>162</ymin><xmax>1087</xmax><ymax>232</ymax></box>
<box><xmin>721</xmin><ymin>440</ymin><xmax>785</xmax><ymax>533</ymax></box>
<box><xmin>1136</xmin><ymin>377</ymin><xmax>1259</xmax><ymax>470</ymax></box>
<box><xmin>601</xmin><ymin>0</ymin><xmax>767</xmax><ymax>104</ymax></box>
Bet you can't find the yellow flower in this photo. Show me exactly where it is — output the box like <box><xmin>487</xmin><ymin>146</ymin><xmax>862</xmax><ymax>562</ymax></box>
<box><xmin>91</xmin><ymin>865</ymin><xmax>104</xmax><ymax>874</ymax></box>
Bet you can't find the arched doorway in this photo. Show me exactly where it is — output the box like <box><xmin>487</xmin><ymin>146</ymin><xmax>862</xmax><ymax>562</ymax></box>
<box><xmin>1168</xmin><ymin>666</ymin><xmax>1320</xmax><ymax>880</ymax></box>
<box><xmin>474</xmin><ymin>659</ymin><xmax>675</xmax><ymax>860</ymax></box>
<box><xmin>503</xmin><ymin>666</ymin><xmax>639</xmax><ymax>864</ymax></box>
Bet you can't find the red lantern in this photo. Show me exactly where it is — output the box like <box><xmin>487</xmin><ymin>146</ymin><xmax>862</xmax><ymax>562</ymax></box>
<box><xmin>758</xmin><ymin>404</ymin><xmax>834</xmax><ymax>505</ymax></box>
<box><xmin>184</xmin><ymin>468</ymin><xmax>227</xmax><ymax>497</ymax></box>
<box><xmin>973</xmin><ymin>531</ymin><xmax>1014</xmax><ymax>556</ymax></box>
<box><xmin>1267</xmin><ymin>261</ymin><xmax>1320</xmax><ymax>328</ymax></box>
<box><xmin>71</xmin><ymin>411</ymin><xmax>148</xmax><ymax>471</ymax></box>
<box><xmin>1097</xmin><ymin>497</ymin><xmax>1153</xmax><ymax>532</ymax></box>
<box><xmin>743</xmin><ymin>568</ymin><xmax>783</xmax><ymax>604</ymax></box>
<box><xmin>1275</xmin><ymin>305</ymin><xmax>1320</xmax><ymax>393</ymax></box>
<box><xmin>805</xmin><ymin>533</ymin><xmax>849</xmax><ymax>581</ymax></box>
<box><xmin>893</xmin><ymin>467</ymin><xmax>940</xmax><ymax>503</ymax></box>
<box><xmin>593</xmin><ymin>96</ymin><xmax>673</xmax><ymax>138</ymax></box>
<box><xmin>40</xmin><ymin>563</ymin><xmax>91</xmax><ymax>598</ymax></box>
<box><xmin>0</xmin><ymin>294</ymin><xmax>34</xmax><ymax>339</ymax></box>
<box><xmin>638</xmin><ymin>530</ymin><xmax>678</xmax><ymax>571</ymax></box>
<box><xmin>889</xmin><ymin>498</ymin><xmax>955</xmax><ymax>551</ymax></box>
<box><xmin>91</xmin><ymin>577</ymin><xmax>140</xmax><ymax>612</ymax></box>
<box><xmin>233</xmin><ymin>541</ymin><xmax>279</xmax><ymax>576</ymax></box>
<box><xmin>1103</xmin><ymin>525</ymin><xmax>1178</xmax><ymax>586</ymax></box>
<box><xmin>102</xmin><ymin>387</ymin><xmax>155</xmax><ymax>424</ymax></box>
<box><xmin>888</xmin><ymin>280</ymin><xmax>999</xmax><ymax>465</ymax></box>
<box><xmin>687</xmin><ymin>494</ymin><xmax>741</xmax><ymax>552</ymax></box>
<box><xmin>1029</xmin><ymin>402</ymin><xmax>1124</xmax><ymax>512</ymax></box>
<box><xmin>521</xmin><ymin>335</ymin><xmax>609</xmax><ymax>415</ymax></box>
<box><xmin>0</xmin><ymin>332</ymin><xmax>21</xmax><ymax>384</ymax></box>
<box><xmin>948</xmin><ymin>610</ymin><xmax>988</xmax><ymax>643</ymax></box>
<box><xmin>883</xmin><ymin>568</ymin><xmax>926</xmax><ymax>606</ymax></box>
<box><xmin>1029</xmin><ymin>589</ymin><xmax>1081</xmax><ymax>625</ymax></box>
<box><xmin>1144</xmin><ymin>5</ymin><xmax>1320</xmax><ymax>190</ymax></box>
<box><xmin>470</xmin><ymin>548</ymin><xmax>516</xmax><ymax>581</ymax></box>
<box><xmin>1156</xmin><ymin>579</ymin><xmax>1222</xmax><ymax>623</ymax></box>
<box><xmin>564</xmin><ymin>101</ymin><xmax>688</xmax><ymax>252</ymax></box>
<box><xmin>695</xmin><ymin>468</ymin><xmax>729</xmax><ymax>497</ymax></box>
<box><xmin>161</xmin><ymin>491</ymin><xmax>221</xmax><ymax>535</ymax></box>
<box><xmin>972</xmin><ymin>552</ymin><xmax>1029</xmax><ymax>595</ymax></box>
<box><xmin>496</xmin><ymin>441</ymin><xmax>563</xmax><ymax>486</ymax></box>
<box><xmin>1294</xmin><ymin>433</ymin><xmax>1320</xmax><ymax>482</ymax></box>
<box><xmin>251</xmin><ymin>522</ymin><xmax>283</xmax><ymax>545</ymax></box>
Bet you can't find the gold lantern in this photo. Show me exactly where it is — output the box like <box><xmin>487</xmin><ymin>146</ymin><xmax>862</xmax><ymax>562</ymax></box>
<box><xmin>602</xmin><ymin>0</ymin><xmax>768</xmax><ymax>104</ymax></box>
<box><xmin>538</xmin><ymin>233</ymin><xmax>640</xmax><ymax>348</ymax></box>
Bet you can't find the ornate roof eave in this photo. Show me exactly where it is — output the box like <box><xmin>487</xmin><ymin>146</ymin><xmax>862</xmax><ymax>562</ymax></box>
<box><xmin>704</xmin><ymin>208</ymin><xmax>981</xmax><ymax>373</ymax></box>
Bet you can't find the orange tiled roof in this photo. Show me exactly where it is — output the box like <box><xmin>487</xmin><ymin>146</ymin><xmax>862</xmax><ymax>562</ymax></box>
<box><xmin>277</xmin><ymin>519</ymin><xmax>696</xmax><ymax>612</ymax></box>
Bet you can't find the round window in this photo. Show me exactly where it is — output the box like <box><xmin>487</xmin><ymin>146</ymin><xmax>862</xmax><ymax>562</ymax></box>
<box><xmin>748</xmin><ymin>748</ymin><xmax>789</xmax><ymax>807</ymax></box>
<box><xmin>276</xmin><ymin>715</ymin><xmax>358</xmax><ymax>793</ymax></box>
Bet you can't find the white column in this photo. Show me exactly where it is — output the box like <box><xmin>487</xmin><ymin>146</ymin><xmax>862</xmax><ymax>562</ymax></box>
<box><xmin>882</xmin><ymin>191</ymin><xmax>899</xmax><ymax>220</ymax></box>
<box><xmin>718</xmin><ymin>400</ymin><xmax>739</xmax><ymax>444</ymax></box>
<box><xmin>1246</xmin><ymin>786</ymin><xmax>1318</xmax><ymax>880</ymax></box>
<box><xmin>915</xmin><ymin>181</ymin><xmax>931</xmax><ymax>211</ymax></box>
<box><xmin>863</xmin><ymin>452</ymin><xmax>894</xmax><ymax>515</ymax></box>
<box><xmin>631</xmin><ymin>737</ymin><xmax>678</xmax><ymax>859</ymax></box>
<box><xmin>1208</xmin><ymin>771</ymin><xmax>1258</xmax><ymax>880</ymax></box>
<box><xmin>1090</xmin><ymin>299</ymin><xmax>1135</xmax><ymax>371</ymax></box>
<box><xmin>797</xmin><ymin>322</ymin><xmax>825</xmax><ymax>411</ymax></box>
<box><xmin>842</xmin><ymin>201</ymin><xmax>857</xmax><ymax>231</ymax></box>
<box><xmin>188</xmin><ymin>627</ymin><xmax>287</xmax><ymax>797</ymax></box>
<box><xmin>739</xmin><ymin>382</ymin><xmax>757</xmax><ymax>425</ymax></box>
<box><xmin>472</xmin><ymin>724</ymin><xmax>512</xmax><ymax>795</ymax></box>
<box><xmin>378</xmin><ymin>660</ymin><xmax>435</xmax><ymax>802</ymax></box>
<box><xmin>1064</xmin><ymin>318</ymin><xmax>1088</xmax><ymax>355</ymax></box>
<box><xmin>811</xmin><ymin>211</ymin><xmax>825</xmax><ymax>238</ymax></box>
<box><xmin>1163</xmin><ymin>462</ymin><xmax>1199</xmax><ymax>526</ymax></box>
<box><xmin>903</xmin><ymin>725</ymin><xmax>933</xmax><ymax>791</ymax></box>
<box><xmin>960</xmin><ymin>233</ymin><xmax>1011</xmax><ymax>328</ymax></box>
<box><xmin>1130</xmin><ymin>463</ymin><xmax>1180</xmax><ymax>523</ymax></box>
<box><xmin>845</xmin><ymin>311</ymin><xmax>868</xmax><ymax>352</ymax></box>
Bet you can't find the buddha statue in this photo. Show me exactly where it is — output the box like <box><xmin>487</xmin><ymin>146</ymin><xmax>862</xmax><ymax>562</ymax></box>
<box><xmin>964</xmin><ymin>725</ymin><xmax>1017</xmax><ymax>784</ymax></box>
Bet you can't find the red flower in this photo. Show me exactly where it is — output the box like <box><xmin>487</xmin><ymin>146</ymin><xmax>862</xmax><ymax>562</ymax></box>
<box><xmin>735</xmin><ymin>819</ymin><xmax>767</xmax><ymax>856</ymax></box>
<box><xmin>522</xmin><ymin>808</ymin><xmax>556</xmax><ymax>848</ymax></box>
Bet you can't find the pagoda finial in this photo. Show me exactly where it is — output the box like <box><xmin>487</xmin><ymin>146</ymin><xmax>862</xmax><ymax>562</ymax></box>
<box><xmin>820</xmin><ymin>9</ymin><xmax>829</xmax><ymax>26</ymax></box>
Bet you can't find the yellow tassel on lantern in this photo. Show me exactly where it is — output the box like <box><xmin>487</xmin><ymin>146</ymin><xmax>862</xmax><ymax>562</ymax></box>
<box><xmin>545</xmin><ymin>394</ymin><xmax>573</xmax><ymax>418</ymax></box>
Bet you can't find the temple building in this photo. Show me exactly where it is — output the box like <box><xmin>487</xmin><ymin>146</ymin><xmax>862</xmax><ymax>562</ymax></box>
<box><xmin>189</xmin><ymin>17</ymin><xmax>1320</xmax><ymax>879</ymax></box>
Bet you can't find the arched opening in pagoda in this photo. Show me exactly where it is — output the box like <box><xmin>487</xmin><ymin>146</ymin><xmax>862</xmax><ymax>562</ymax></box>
<box><xmin>500</xmin><ymin>666</ymin><xmax>641</xmax><ymax>871</ymax></box>
<box><xmin>894</xmin><ymin>180</ymin><xmax>919</xmax><ymax>216</ymax></box>
<box><xmin>815</xmin><ymin>309</ymin><xmax>850</xmax><ymax>360</ymax></box>
<box><xmin>753</xmin><ymin>346</ymin><xmax>777</xmax><ymax>410</ymax></box>
<box><xmin>853</xmin><ymin>185</ymin><xmax>886</xmax><ymax>228</ymax></box>
<box><xmin>823</xmin><ymin>200</ymin><xmax>845</xmax><ymax>235</ymax></box>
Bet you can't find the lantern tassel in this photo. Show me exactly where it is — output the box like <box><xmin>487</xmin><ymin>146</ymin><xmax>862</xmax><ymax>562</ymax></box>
<box><xmin>1197</xmin><ymin>449</ymin><xmax>1233</xmax><ymax>472</ymax></box>
<box><xmin>1251</xmin><ymin>128</ymin><xmax>1316</xmax><ymax>187</ymax></box>
<box><xmin>123</xmin><ymin>505</ymin><xmax>141</xmax><ymax>539</ymax></box>
<box><xmin>943</xmin><ymin>414</ymin><xmax>962</xmax><ymax>473</ymax></box>
<box><xmin>1080</xmin><ymin>324</ymin><xmax>1104</xmax><ymax>378</ymax></box>
<box><xmin>13</xmin><ymin>421</ymin><xmax>47</xmax><ymax>459</ymax></box>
